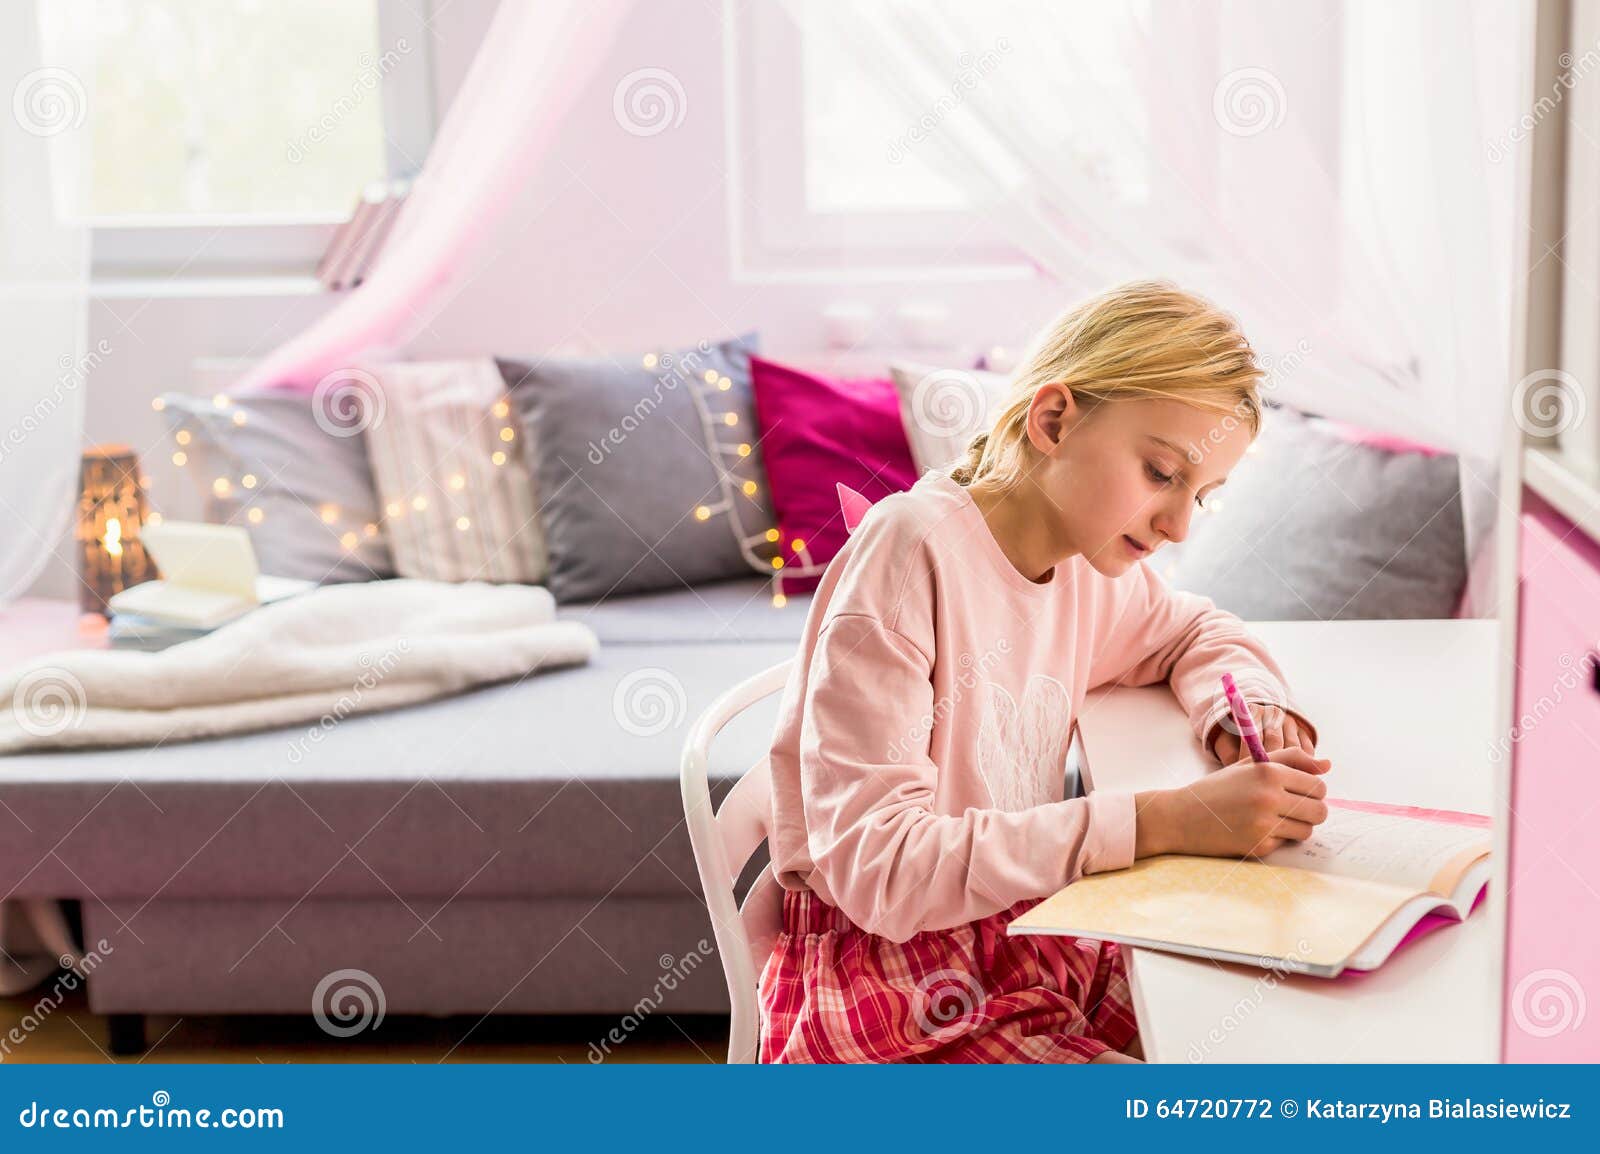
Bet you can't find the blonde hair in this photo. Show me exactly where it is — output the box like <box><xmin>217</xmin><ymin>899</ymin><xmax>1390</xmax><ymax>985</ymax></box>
<box><xmin>949</xmin><ymin>280</ymin><xmax>1264</xmax><ymax>488</ymax></box>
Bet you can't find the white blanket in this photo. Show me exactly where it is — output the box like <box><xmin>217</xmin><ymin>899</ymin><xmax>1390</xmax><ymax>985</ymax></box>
<box><xmin>0</xmin><ymin>579</ymin><xmax>598</xmax><ymax>754</ymax></box>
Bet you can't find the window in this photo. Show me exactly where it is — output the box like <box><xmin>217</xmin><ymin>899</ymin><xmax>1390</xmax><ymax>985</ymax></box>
<box><xmin>40</xmin><ymin>0</ymin><xmax>435</xmax><ymax>277</ymax></box>
<box><xmin>725</xmin><ymin>1</ymin><xmax>1152</xmax><ymax>281</ymax></box>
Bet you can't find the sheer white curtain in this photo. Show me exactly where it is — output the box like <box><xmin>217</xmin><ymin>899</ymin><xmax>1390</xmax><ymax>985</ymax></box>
<box><xmin>795</xmin><ymin>0</ymin><xmax>1529</xmax><ymax>615</ymax></box>
<box><xmin>0</xmin><ymin>1</ymin><xmax>92</xmax><ymax>607</ymax></box>
<box><xmin>0</xmin><ymin>4</ymin><xmax>96</xmax><ymax>992</ymax></box>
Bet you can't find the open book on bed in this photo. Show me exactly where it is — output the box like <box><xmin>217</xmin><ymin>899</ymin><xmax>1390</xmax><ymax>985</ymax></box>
<box><xmin>1008</xmin><ymin>799</ymin><xmax>1491</xmax><ymax>978</ymax></box>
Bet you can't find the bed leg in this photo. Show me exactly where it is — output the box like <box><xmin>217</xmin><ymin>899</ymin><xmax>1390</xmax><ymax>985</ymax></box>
<box><xmin>106</xmin><ymin>1013</ymin><xmax>147</xmax><ymax>1056</ymax></box>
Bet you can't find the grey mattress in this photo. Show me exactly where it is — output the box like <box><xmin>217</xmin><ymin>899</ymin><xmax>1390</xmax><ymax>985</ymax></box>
<box><xmin>554</xmin><ymin>574</ymin><xmax>805</xmax><ymax>643</ymax></box>
<box><xmin>0</xmin><ymin>579</ymin><xmax>811</xmax><ymax>907</ymax></box>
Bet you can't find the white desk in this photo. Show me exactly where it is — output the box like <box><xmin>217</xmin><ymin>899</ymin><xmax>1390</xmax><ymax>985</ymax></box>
<box><xmin>1075</xmin><ymin>619</ymin><xmax>1501</xmax><ymax>1063</ymax></box>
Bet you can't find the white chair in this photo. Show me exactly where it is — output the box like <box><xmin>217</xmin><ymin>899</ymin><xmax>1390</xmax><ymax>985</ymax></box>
<box><xmin>679</xmin><ymin>658</ymin><xmax>792</xmax><ymax>1064</ymax></box>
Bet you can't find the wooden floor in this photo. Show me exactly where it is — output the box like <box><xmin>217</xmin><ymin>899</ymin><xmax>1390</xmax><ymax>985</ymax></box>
<box><xmin>0</xmin><ymin>981</ymin><xmax>729</xmax><ymax>1063</ymax></box>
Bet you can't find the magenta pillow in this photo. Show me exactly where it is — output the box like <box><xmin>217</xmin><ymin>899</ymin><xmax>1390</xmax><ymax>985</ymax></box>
<box><xmin>1317</xmin><ymin>416</ymin><xmax>1448</xmax><ymax>457</ymax></box>
<box><xmin>750</xmin><ymin>356</ymin><xmax>918</xmax><ymax>593</ymax></box>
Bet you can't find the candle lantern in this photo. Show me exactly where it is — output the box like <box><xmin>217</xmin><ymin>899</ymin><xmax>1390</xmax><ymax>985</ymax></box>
<box><xmin>76</xmin><ymin>444</ymin><xmax>156</xmax><ymax>616</ymax></box>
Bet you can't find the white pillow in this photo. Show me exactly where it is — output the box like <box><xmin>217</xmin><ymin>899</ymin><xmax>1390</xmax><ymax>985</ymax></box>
<box><xmin>361</xmin><ymin>359</ymin><xmax>547</xmax><ymax>584</ymax></box>
<box><xmin>889</xmin><ymin>360</ymin><xmax>1015</xmax><ymax>474</ymax></box>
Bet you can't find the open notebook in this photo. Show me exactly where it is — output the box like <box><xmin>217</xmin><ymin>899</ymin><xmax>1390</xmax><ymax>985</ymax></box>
<box><xmin>107</xmin><ymin>521</ymin><xmax>313</xmax><ymax>629</ymax></box>
<box><xmin>1008</xmin><ymin>798</ymin><xmax>1491</xmax><ymax>978</ymax></box>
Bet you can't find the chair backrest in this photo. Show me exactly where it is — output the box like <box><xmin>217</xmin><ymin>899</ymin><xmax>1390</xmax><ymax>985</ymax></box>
<box><xmin>679</xmin><ymin>658</ymin><xmax>793</xmax><ymax>1064</ymax></box>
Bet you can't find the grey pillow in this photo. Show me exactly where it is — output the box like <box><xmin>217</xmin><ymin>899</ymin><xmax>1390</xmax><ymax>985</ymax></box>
<box><xmin>1166</xmin><ymin>406</ymin><xmax>1467</xmax><ymax>619</ymax></box>
<box><xmin>500</xmin><ymin>334</ymin><xmax>777</xmax><ymax>603</ymax></box>
<box><xmin>157</xmin><ymin>389</ymin><xmax>394</xmax><ymax>584</ymax></box>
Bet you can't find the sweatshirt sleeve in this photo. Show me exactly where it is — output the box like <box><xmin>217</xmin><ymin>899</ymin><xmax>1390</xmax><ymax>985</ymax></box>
<box><xmin>1086</xmin><ymin>561</ymin><xmax>1319</xmax><ymax>755</ymax></box>
<box><xmin>798</xmin><ymin>610</ymin><xmax>1136</xmax><ymax>943</ymax></box>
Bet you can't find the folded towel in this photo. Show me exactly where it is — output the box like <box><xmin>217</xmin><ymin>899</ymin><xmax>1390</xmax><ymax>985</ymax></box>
<box><xmin>0</xmin><ymin>579</ymin><xmax>598</xmax><ymax>754</ymax></box>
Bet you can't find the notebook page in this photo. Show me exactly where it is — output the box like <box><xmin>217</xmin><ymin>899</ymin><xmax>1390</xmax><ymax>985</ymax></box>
<box><xmin>1263</xmin><ymin>807</ymin><xmax>1491</xmax><ymax>896</ymax></box>
<box><xmin>1008</xmin><ymin>856</ymin><xmax>1411</xmax><ymax>972</ymax></box>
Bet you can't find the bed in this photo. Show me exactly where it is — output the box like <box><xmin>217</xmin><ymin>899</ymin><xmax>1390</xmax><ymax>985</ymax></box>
<box><xmin>0</xmin><ymin>577</ymin><xmax>801</xmax><ymax>1051</ymax></box>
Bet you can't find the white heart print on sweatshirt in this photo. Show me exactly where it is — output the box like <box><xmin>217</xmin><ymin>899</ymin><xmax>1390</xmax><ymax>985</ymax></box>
<box><xmin>976</xmin><ymin>674</ymin><xmax>1074</xmax><ymax>812</ymax></box>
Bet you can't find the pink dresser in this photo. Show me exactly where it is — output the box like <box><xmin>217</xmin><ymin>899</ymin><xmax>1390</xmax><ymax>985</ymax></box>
<box><xmin>1503</xmin><ymin>490</ymin><xmax>1600</xmax><ymax>1061</ymax></box>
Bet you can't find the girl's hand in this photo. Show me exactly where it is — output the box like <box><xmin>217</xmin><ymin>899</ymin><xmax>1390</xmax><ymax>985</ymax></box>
<box><xmin>1209</xmin><ymin>703</ymin><xmax>1317</xmax><ymax>764</ymax></box>
<box><xmin>1135</xmin><ymin>747</ymin><xmax>1333</xmax><ymax>860</ymax></box>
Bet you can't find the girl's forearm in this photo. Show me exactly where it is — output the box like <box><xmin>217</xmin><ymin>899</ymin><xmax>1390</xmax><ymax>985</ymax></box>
<box><xmin>1133</xmin><ymin>789</ymin><xmax>1180</xmax><ymax>858</ymax></box>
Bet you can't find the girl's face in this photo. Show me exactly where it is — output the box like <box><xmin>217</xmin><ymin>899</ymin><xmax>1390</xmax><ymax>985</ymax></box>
<box><xmin>1025</xmin><ymin>387</ymin><xmax>1253</xmax><ymax>578</ymax></box>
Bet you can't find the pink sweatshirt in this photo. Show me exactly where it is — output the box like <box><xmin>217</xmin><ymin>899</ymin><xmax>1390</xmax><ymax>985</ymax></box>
<box><xmin>766</xmin><ymin>469</ymin><xmax>1318</xmax><ymax>943</ymax></box>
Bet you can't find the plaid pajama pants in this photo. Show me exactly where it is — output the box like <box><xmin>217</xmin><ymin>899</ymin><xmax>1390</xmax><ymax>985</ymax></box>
<box><xmin>758</xmin><ymin>887</ymin><xmax>1139</xmax><ymax>1063</ymax></box>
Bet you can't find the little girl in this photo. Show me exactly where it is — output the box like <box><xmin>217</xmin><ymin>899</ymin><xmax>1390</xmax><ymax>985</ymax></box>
<box><xmin>759</xmin><ymin>281</ymin><xmax>1333</xmax><ymax>1064</ymax></box>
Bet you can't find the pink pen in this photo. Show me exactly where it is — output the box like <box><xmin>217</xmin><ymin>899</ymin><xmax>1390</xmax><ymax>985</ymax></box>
<box><xmin>1221</xmin><ymin>672</ymin><xmax>1270</xmax><ymax>762</ymax></box>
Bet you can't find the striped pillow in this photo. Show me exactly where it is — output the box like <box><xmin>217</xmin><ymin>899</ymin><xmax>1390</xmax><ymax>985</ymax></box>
<box><xmin>361</xmin><ymin>360</ymin><xmax>546</xmax><ymax>584</ymax></box>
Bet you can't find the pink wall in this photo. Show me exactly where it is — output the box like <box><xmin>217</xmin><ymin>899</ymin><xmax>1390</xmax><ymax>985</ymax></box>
<box><xmin>1502</xmin><ymin>490</ymin><xmax>1600</xmax><ymax>1061</ymax></box>
<box><xmin>401</xmin><ymin>1</ymin><xmax>1061</xmax><ymax>362</ymax></box>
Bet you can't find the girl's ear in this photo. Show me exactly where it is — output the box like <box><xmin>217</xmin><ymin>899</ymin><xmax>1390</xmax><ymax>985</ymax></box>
<box><xmin>1028</xmin><ymin>382</ymin><xmax>1074</xmax><ymax>452</ymax></box>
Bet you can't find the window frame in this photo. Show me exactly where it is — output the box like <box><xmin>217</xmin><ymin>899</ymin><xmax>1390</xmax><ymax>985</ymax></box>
<box><xmin>723</xmin><ymin>0</ymin><xmax>1026</xmax><ymax>283</ymax></box>
<box><xmin>87</xmin><ymin>0</ymin><xmax>437</xmax><ymax>281</ymax></box>
<box><xmin>721</xmin><ymin>0</ymin><xmax>1209</xmax><ymax>284</ymax></box>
